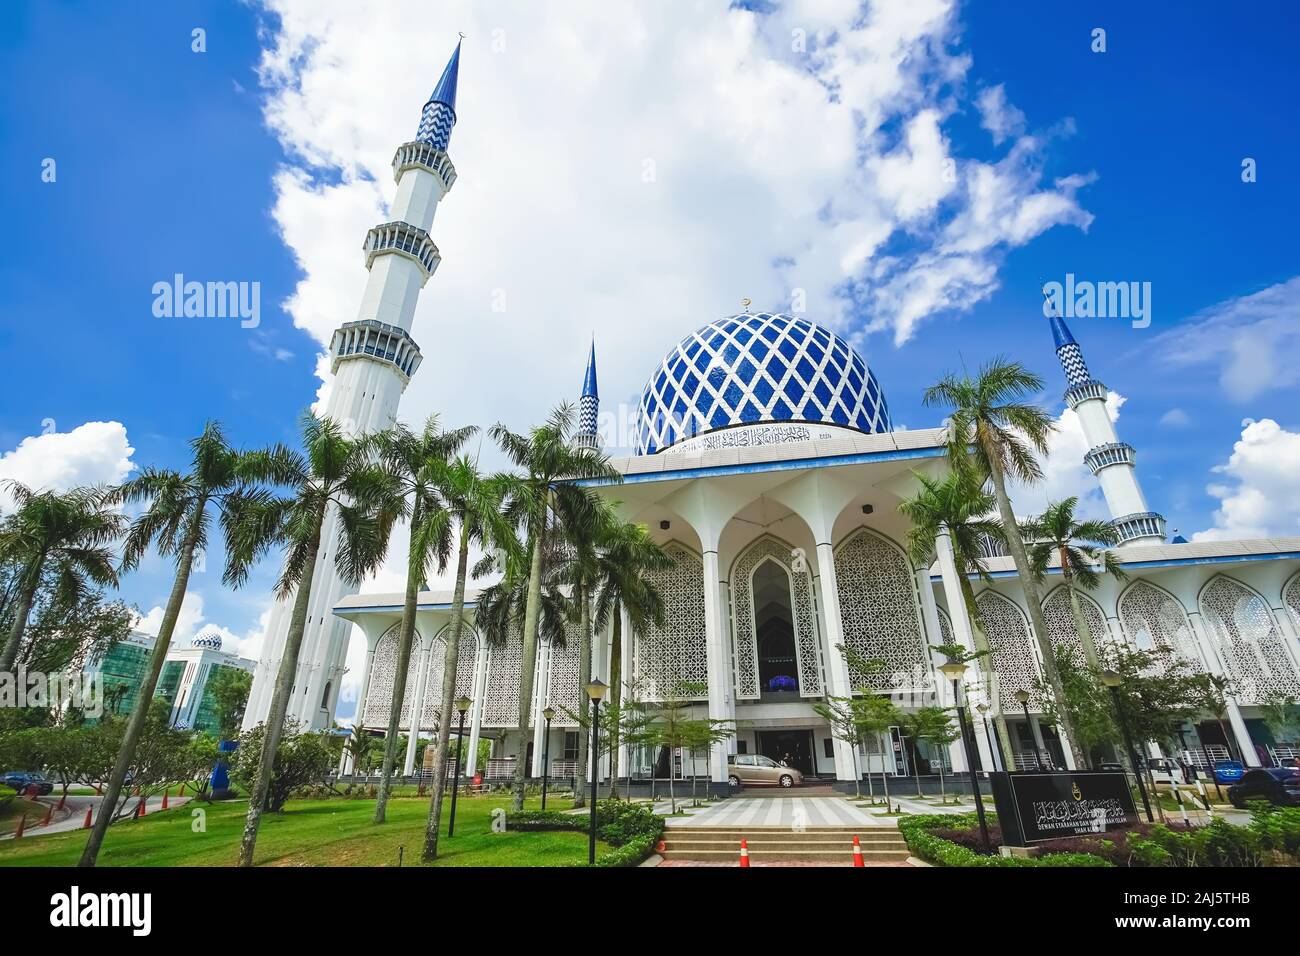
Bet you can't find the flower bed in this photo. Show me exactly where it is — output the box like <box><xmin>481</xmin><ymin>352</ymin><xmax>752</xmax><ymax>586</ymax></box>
<box><xmin>899</xmin><ymin>814</ymin><xmax>1111</xmax><ymax>867</ymax></box>
<box><xmin>506</xmin><ymin>800</ymin><xmax>665</xmax><ymax>867</ymax></box>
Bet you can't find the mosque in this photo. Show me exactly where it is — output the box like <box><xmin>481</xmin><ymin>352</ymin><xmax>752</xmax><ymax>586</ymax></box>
<box><xmin>243</xmin><ymin>40</ymin><xmax>1300</xmax><ymax>789</ymax></box>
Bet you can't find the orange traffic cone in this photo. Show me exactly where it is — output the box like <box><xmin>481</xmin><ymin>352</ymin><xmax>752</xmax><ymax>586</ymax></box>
<box><xmin>135</xmin><ymin>797</ymin><xmax>146</xmax><ymax>819</ymax></box>
<box><xmin>739</xmin><ymin>838</ymin><xmax>750</xmax><ymax>868</ymax></box>
<box><xmin>41</xmin><ymin>804</ymin><xmax>53</xmax><ymax>827</ymax></box>
<box><xmin>656</xmin><ymin>839</ymin><xmax>666</xmax><ymax>853</ymax></box>
<box><xmin>14</xmin><ymin>811</ymin><xmax>26</xmax><ymax>839</ymax></box>
<box><xmin>161</xmin><ymin>790</ymin><xmax>169</xmax><ymax>810</ymax></box>
<box><xmin>83</xmin><ymin>807</ymin><xmax>93</xmax><ymax>828</ymax></box>
<box><xmin>852</xmin><ymin>834</ymin><xmax>865</xmax><ymax>867</ymax></box>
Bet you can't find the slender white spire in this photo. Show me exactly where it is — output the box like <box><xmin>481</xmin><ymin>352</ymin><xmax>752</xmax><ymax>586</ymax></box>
<box><xmin>1045</xmin><ymin>291</ymin><xmax>1166</xmax><ymax>547</ymax></box>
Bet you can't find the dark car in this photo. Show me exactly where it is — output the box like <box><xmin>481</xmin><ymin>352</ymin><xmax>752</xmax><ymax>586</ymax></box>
<box><xmin>0</xmin><ymin>771</ymin><xmax>53</xmax><ymax>795</ymax></box>
<box><xmin>1227</xmin><ymin>768</ymin><xmax>1300</xmax><ymax>808</ymax></box>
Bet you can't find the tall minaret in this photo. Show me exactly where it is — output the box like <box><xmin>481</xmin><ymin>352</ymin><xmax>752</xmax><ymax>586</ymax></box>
<box><xmin>575</xmin><ymin>339</ymin><xmax>600</xmax><ymax>449</ymax></box>
<box><xmin>244</xmin><ymin>41</ymin><xmax>464</xmax><ymax>732</ymax></box>
<box><xmin>1046</xmin><ymin>297</ymin><xmax>1166</xmax><ymax>547</ymax></box>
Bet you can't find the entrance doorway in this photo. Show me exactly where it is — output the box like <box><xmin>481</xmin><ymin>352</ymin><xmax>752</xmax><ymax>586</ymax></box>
<box><xmin>756</xmin><ymin>730</ymin><xmax>815</xmax><ymax>776</ymax></box>
<box><xmin>753</xmin><ymin>561</ymin><xmax>798</xmax><ymax>695</ymax></box>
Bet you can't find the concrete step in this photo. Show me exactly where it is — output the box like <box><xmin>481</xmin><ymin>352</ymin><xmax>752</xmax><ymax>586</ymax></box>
<box><xmin>663</xmin><ymin>824</ymin><xmax>898</xmax><ymax>834</ymax></box>
<box><xmin>660</xmin><ymin>847</ymin><xmax>910</xmax><ymax>863</ymax></box>
<box><xmin>663</xmin><ymin>839</ymin><xmax>906</xmax><ymax>853</ymax></box>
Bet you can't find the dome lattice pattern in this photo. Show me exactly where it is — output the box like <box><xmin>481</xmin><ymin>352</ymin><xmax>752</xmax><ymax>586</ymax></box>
<box><xmin>635</xmin><ymin>312</ymin><xmax>890</xmax><ymax>455</ymax></box>
<box><xmin>192</xmin><ymin>628</ymin><xmax>224</xmax><ymax>651</ymax></box>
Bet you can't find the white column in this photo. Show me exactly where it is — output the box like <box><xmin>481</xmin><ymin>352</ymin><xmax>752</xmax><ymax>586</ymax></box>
<box><xmin>617</xmin><ymin>604</ymin><xmax>632</xmax><ymax>782</ymax></box>
<box><xmin>702</xmin><ymin>547</ymin><xmax>730</xmax><ymax>784</ymax></box>
<box><xmin>465</xmin><ymin>640</ymin><xmax>488</xmax><ymax>778</ymax></box>
<box><xmin>531</xmin><ymin>639</ymin><xmax>552</xmax><ymax>777</ymax></box>
<box><xmin>403</xmin><ymin>640</ymin><xmax>431</xmax><ymax>777</ymax></box>
<box><xmin>1188</xmin><ymin>611</ymin><xmax>1260</xmax><ymax>766</ymax></box>
<box><xmin>338</xmin><ymin>640</ymin><xmax>379</xmax><ymax>775</ymax></box>
<box><xmin>814</xmin><ymin>541</ymin><xmax>860</xmax><ymax>782</ymax></box>
<box><xmin>934</xmin><ymin>527</ymin><xmax>987</xmax><ymax>773</ymax></box>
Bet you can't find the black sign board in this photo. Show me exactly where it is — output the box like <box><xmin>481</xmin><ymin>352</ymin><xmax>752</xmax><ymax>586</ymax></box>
<box><xmin>989</xmin><ymin>771</ymin><xmax>1138</xmax><ymax>845</ymax></box>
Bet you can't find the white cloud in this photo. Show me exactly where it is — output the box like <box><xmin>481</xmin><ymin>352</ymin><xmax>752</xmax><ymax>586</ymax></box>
<box><xmin>976</xmin><ymin>84</ymin><xmax>1026</xmax><ymax>145</ymax></box>
<box><xmin>0</xmin><ymin>422</ymin><xmax>135</xmax><ymax>504</ymax></box>
<box><xmin>1194</xmin><ymin>418</ymin><xmax>1300</xmax><ymax>541</ymax></box>
<box><xmin>1159</xmin><ymin>408</ymin><xmax>1191</xmax><ymax>427</ymax></box>
<box><xmin>1007</xmin><ymin>391</ymin><xmax>1126</xmax><ymax>520</ymax></box>
<box><xmin>1153</xmin><ymin>275</ymin><xmax>1300</xmax><ymax>402</ymax></box>
<box><xmin>135</xmin><ymin>591</ymin><xmax>268</xmax><ymax>661</ymax></box>
<box><xmin>253</xmin><ymin>0</ymin><xmax>1094</xmax><ymax>405</ymax></box>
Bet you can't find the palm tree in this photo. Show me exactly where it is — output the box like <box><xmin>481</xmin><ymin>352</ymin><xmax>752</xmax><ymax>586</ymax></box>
<box><xmin>592</xmin><ymin>520</ymin><xmax>671</xmax><ymax>798</ymax></box>
<box><xmin>1023</xmin><ymin>496</ymin><xmax>1125</xmax><ymax>670</ymax></box>
<box><xmin>346</xmin><ymin>724</ymin><xmax>377</xmax><ymax>781</ymax></box>
<box><xmin>0</xmin><ymin>483</ymin><xmax>122</xmax><ymax>674</ymax></box>
<box><xmin>226</xmin><ymin>414</ymin><xmax>395</xmax><ymax>867</ymax></box>
<box><xmin>551</xmin><ymin>497</ymin><xmax>620</xmax><ymax>809</ymax></box>
<box><xmin>488</xmin><ymin>404</ymin><xmax>620</xmax><ymax>811</ymax></box>
<box><xmin>899</xmin><ymin>468</ymin><xmax>1017</xmax><ymax>770</ymax></box>
<box><xmin>365</xmin><ymin>418</ymin><xmax>476</xmax><ymax>824</ymax></box>
<box><xmin>923</xmin><ymin>357</ymin><xmax>1087</xmax><ymax>768</ymax></box>
<box><xmin>79</xmin><ymin>422</ymin><xmax>274</xmax><ymax>868</ymax></box>
<box><xmin>420</xmin><ymin>454</ymin><xmax>516</xmax><ymax>861</ymax></box>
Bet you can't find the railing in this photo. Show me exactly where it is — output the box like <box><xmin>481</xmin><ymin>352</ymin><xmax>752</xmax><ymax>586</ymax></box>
<box><xmin>392</xmin><ymin>141</ymin><xmax>457</xmax><ymax>192</ymax></box>
<box><xmin>329</xmin><ymin>318</ymin><xmax>423</xmax><ymax>379</ymax></box>
<box><xmin>363</xmin><ymin>220</ymin><xmax>440</xmax><ymax>277</ymax></box>
<box><xmin>1084</xmin><ymin>441</ymin><xmax>1136</xmax><ymax>475</ymax></box>
<box><xmin>1111</xmin><ymin>511</ymin><xmax>1168</xmax><ymax>544</ymax></box>
<box><xmin>1183</xmin><ymin>745</ymin><xmax>1231</xmax><ymax>769</ymax></box>
<box><xmin>1064</xmin><ymin>379</ymin><xmax>1107</xmax><ymax>409</ymax></box>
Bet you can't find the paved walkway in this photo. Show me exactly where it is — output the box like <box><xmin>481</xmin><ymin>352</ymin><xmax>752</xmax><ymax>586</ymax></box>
<box><xmin>1</xmin><ymin>793</ymin><xmax>190</xmax><ymax>840</ymax></box>
<box><xmin>667</xmin><ymin>795</ymin><xmax>892</xmax><ymax>828</ymax></box>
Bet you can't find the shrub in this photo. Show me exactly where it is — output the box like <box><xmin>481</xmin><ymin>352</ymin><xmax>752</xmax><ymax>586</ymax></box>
<box><xmin>506</xmin><ymin>800</ymin><xmax>664</xmax><ymax>867</ymax></box>
<box><xmin>899</xmin><ymin>814</ymin><xmax>1111</xmax><ymax>868</ymax></box>
<box><xmin>230</xmin><ymin>721</ymin><xmax>333</xmax><ymax>813</ymax></box>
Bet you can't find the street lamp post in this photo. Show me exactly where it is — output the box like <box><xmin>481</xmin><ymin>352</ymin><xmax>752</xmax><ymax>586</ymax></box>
<box><xmin>541</xmin><ymin>706</ymin><xmax>555</xmax><ymax>811</ymax></box>
<box><xmin>977</xmin><ymin>702</ymin><xmax>1000</xmax><ymax>772</ymax></box>
<box><xmin>941</xmin><ymin>661</ymin><xmax>991</xmax><ymax>852</ymax></box>
<box><xmin>585</xmin><ymin>679</ymin><xmax>607</xmax><ymax>865</ymax></box>
<box><xmin>1014</xmin><ymin>689</ymin><xmax>1044</xmax><ymax>771</ymax></box>
<box><xmin>448</xmin><ymin>696</ymin><xmax>472</xmax><ymax>837</ymax></box>
<box><xmin>1101</xmin><ymin>670</ymin><xmax>1154</xmax><ymax>823</ymax></box>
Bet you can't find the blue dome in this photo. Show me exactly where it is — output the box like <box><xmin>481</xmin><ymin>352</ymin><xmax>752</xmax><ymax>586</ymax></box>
<box><xmin>635</xmin><ymin>312</ymin><xmax>890</xmax><ymax>455</ymax></box>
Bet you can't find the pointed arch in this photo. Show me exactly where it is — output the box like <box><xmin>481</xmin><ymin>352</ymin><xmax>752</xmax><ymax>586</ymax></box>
<box><xmin>360</xmin><ymin>622</ymin><xmax>423</xmax><ymax>730</ymax></box>
<box><xmin>1118</xmin><ymin>580</ymin><xmax>1200</xmax><ymax>662</ymax></box>
<box><xmin>833</xmin><ymin>527</ymin><xmax>927</xmax><ymax>692</ymax></box>
<box><xmin>729</xmin><ymin>534</ymin><xmax>822</xmax><ymax>698</ymax></box>
<box><xmin>936</xmin><ymin>606</ymin><xmax>954</xmax><ymax>645</ymax></box>
<box><xmin>634</xmin><ymin>540</ymin><xmax>707</xmax><ymax>702</ymax></box>
<box><xmin>975</xmin><ymin>590</ymin><xmax>1042</xmax><ymax>711</ymax></box>
<box><xmin>1284</xmin><ymin>571</ymin><xmax>1300</xmax><ymax>634</ymax></box>
<box><xmin>1199</xmin><ymin>574</ymin><xmax>1300</xmax><ymax>704</ymax></box>
<box><xmin>1040</xmin><ymin>584</ymin><xmax>1103</xmax><ymax>664</ymax></box>
<box><xmin>416</xmin><ymin>624</ymin><xmax>480</xmax><ymax>731</ymax></box>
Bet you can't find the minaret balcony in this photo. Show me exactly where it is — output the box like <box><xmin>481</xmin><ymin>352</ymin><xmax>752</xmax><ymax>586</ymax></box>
<box><xmin>329</xmin><ymin>319</ymin><xmax>423</xmax><ymax>382</ymax></box>
<box><xmin>363</xmin><ymin>221</ymin><xmax>441</xmax><ymax>279</ymax></box>
<box><xmin>1064</xmin><ymin>379</ymin><xmax>1107</xmax><ymax>409</ymax></box>
<box><xmin>1084</xmin><ymin>441</ymin><xmax>1137</xmax><ymax>475</ymax></box>
<box><xmin>1110</xmin><ymin>511</ymin><xmax>1168</xmax><ymax>545</ymax></box>
<box><xmin>392</xmin><ymin>141</ymin><xmax>457</xmax><ymax>194</ymax></box>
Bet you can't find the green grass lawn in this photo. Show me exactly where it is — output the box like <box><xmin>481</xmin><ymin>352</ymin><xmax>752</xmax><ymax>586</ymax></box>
<box><xmin>0</xmin><ymin>794</ymin><xmax>612</xmax><ymax>867</ymax></box>
<box><xmin>0</xmin><ymin>798</ymin><xmax>49</xmax><ymax>837</ymax></box>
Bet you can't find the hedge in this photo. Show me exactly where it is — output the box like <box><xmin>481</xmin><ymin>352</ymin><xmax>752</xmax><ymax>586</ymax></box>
<box><xmin>506</xmin><ymin>800</ymin><xmax>665</xmax><ymax>867</ymax></box>
<box><xmin>898</xmin><ymin>813</ymin><xmax>1112</xmax><ymax>867</ymax></box>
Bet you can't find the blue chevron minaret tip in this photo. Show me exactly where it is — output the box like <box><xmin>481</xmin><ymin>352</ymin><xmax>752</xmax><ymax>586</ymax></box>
<box><xmin>576</xmin><ymin>338</ymin><xmax>600</xmax><ymax>448</ymax></box>
<box><xmin>417</xmin><ymin>38</ymin><xmax>462</xmax><ymax>150</ymax></box>
<box><xmin>582</xmin><ymin>339</ymin><xmax>599</xmax><ymax>400</ymax></box>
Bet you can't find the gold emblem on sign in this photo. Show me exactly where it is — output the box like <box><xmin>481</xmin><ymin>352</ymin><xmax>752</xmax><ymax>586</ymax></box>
<box><xmin>1071</xmin><ymin>782</ymin><xmax>1083</xmax><ymax>801</ymax></box>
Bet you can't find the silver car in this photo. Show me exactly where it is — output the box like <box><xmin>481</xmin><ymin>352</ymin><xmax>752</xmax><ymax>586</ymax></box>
<box><xmin>727</xmin><ymin>754</ymin><xmax>804</xmax><ymax>788</ymax></box>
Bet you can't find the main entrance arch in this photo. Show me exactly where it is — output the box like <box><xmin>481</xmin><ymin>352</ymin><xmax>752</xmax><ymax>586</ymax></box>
<box><xmin>729</xmin><ymin>536</ymin><xmax>822</xmax><ymax>698</ymax></box>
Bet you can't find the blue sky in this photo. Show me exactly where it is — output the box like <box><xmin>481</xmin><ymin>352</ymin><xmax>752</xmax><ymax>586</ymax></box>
<box><xmin>2</xmin><ymin>1</ymin><xmax>1298</xmax><ymax>716</ymax></box>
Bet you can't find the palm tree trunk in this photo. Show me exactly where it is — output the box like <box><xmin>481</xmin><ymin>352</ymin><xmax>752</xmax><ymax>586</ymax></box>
<box><xmin>511</xmin><ymin>525</ymin><xmax>546</xmax><ymax>812</ymax></box>
<box><xmin>607</xmin><ymin>608</ymin><xmax>623</xmax><ymax>799</ymax></box>
<box><xmin>238</xmin><ymin>522</ymin><xmax>323</xmax><ymax>867</ymax></box>
<box><xmin>983</xmin><ymin>450</ymin><xmax>1088</xmax><ymax>769</ymax></box>
<box><xmin>423</xmin><ymin>528</ymin><xmax>471</xmax><ymax>860</ymax></box>
<box><xmin>959</xmin><ymin>576</ymin><xmax>1017</xmax><ymax>770</ymax></box>
<box><xmin>79</xmin><ymin>512</ymin><xmax>202</xmax><ymax>867</ymax></box>
<box><xmin>0</xmin><ymin>565</ymin><xmax>40</xmax><ymax>673</ymax></box>
<box><xmin>374</xmin><ymin>535</ymin><xmax>422</xmax><ymax>824</ymax></box>
<box><xmin>572</xmin><ymin>582</ymin><xmax>591</xmax><ymax>810</ymax></box>
<box><xmin>1065</xmin><ymin>577</ymin><xmax>1101</xmax><ymax>669</ymax></box>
